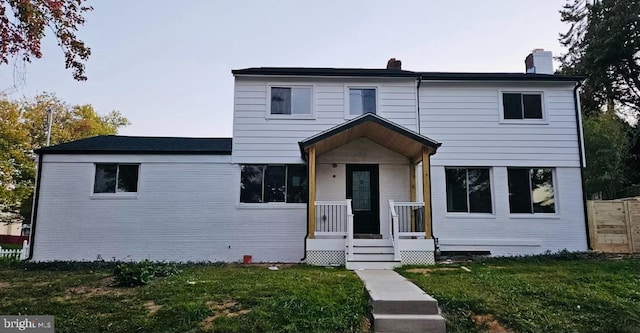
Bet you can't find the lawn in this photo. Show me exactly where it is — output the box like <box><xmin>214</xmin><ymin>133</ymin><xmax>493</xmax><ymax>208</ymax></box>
<box><xmin>0</xmin><ymin>243</ymin><xmax>22</xmax><ymax>249</ymax></box>
<box><xmin>397</xmin><ymin>253</ymin><xmax>640</xmax><ymax>333</ymax></box>
<box><xmin>0</xmin><ymin>263</ymin><xmax>369</xmax><ymax>333</ymax></box>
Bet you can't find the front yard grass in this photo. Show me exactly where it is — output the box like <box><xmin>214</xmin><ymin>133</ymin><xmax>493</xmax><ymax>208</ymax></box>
<box><xmin>0</xmin><ymin>263</ymin><xmax>369</xmax><ymax>333</ymax></box>
<box><xmin>397</xmin><ymin>253</ymin><xmax>640</xmax><ymax>333</ymax></box>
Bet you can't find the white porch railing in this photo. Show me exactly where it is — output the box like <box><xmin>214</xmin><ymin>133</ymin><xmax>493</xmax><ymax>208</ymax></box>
<box><xmin>314</xmin><ymin>201</ymin><xmax>349</xmax><ymax>236</ymax></box>
<box><xmin>388</xmin><ymin>200</ymin><xmax>401</xmax><ymax>261</ymax></box>
<box><xmin>392</xmin><ymin>202</ymin><xmax>426</xmax><ymax>238</ymax></box>
<box><xmin>346</xmin><ymin>199</ymin><xmax>354</xmax><ymax>261</ymax></box>
<box><xmin>0</xmin><ymin>240</ymin><xmax>29</xmax><ymax>261</ymax></box>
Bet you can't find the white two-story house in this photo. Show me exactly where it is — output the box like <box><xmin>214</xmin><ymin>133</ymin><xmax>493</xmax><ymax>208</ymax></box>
<box><xmin>29</xmin><ymin>50</ymin><xmax>589</xmax><ymax>268</ymax></box>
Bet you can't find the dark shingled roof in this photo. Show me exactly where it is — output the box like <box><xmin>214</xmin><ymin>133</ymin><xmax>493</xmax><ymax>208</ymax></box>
<box><xmin>232</xmin><ymin>67</ymin><xmax>584</xmax><ymax>82</ymax></box>
<box><xmin>36</xmin><ymin>135</ymin><xmax>232</xmax><ymax>155</ymax></box>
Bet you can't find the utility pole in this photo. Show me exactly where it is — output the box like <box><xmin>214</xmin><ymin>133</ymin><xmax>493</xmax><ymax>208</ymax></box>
<box><xmin>45</xmin><ymin>108</ymin><xmax>53</xmax><ymax>146</ymax></box>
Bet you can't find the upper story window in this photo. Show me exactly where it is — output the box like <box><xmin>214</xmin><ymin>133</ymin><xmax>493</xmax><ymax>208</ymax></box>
<box><xmin>508</xmin><ymin>168</ymin><xmax>555</xmax><ymax>214</ymax></box>
<box><xmin>348</xmin><ymin>88</ymin><xmax>376</xmax><ymax>116</ymax></box>
<box><xmin>240</xmin><ymin>164</ymin><xmax>308</xmax><ymax>203</ymax></box>
<box><xmin>269</xmin><ymin>86</ymin><xmax>312</xmax><ymax>117</ymax></box>
<box><xmin>94</xmin><ymin>163</ymin><xmax>139</xmax><ymax>193</ymax></box>
<box><xmin>502</xmin><ymin>92</ymin><xmax>544</xmax><ymax>120</ymax></box>
<box><xmin>445</xmin><ymin>167</ymin><xmax>493</xmax><ymax>213</ymax></box>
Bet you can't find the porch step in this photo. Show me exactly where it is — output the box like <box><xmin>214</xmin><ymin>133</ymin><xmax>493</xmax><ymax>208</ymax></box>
<box><xmin>353</xmin><ymin>239</ymin><xmax>392</xmax><ymax>247</ymax></box>
<box><xmin>373</xmin><ymin>314</ymin><xmax>446</xmax><ymax>333</ymax></box>
<box><xmin>346</xmin><ymin>260</ymin><xmax>401</xmax><ymax>270</ymax></box>
<box><xmin>351</xmin><ymin>253</ymin><xmax>396</xmax><ymax>262</ymax></box>
<box><xmin>352</xmin><ymin>246</ymin><xmax>394</xmax><ymax>254</ymax></box>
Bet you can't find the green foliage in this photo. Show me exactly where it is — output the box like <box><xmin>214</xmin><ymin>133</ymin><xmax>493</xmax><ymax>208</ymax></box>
<box><xmin>113</xmin><ymin>260</ymin><xmax>182</xmax><ymax>287</ymax></box>
<box><xmin>0</xmin><ymin>264</ymin><xmax>369</xmax><ymax>333</ymax></box>
<box><xmin>559</xmin><ymin>0</ymin><xmax>640</xmax><ymax>117</ymax></box>
<box><xmin>398</xmin><ymin>255</ymin><xmax>640</xmax><ymax>333</ymax></box>
<box><xmin>0</xmin><ymin>0</ymin><xmax>93</xmax><ymax>81</ymax></box>
<box><xmin>583</xmin><ymin>111</ymin><xmax>632</xmax><ymax>198</ymax></box>
<box><xmin>0</xmin><ymin>93</ymin><xmax>129</xmax><ymax>224</ymax></box>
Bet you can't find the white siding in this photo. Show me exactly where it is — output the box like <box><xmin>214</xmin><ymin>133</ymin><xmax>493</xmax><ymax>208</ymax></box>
<box><xmin>431</xmin><ymin>166</ymin><xmax>588</xmax><ymax>255</ymax></box>
<box><xmin>419</xmin><ymin>82</ymin><xmax>581</xmax><ymax>167</ymax></box>
<box><xmin>316</xmin><ymin>138</ymin><xmax>410</xmax><ymax>238</ymax></box>
<box><xmin>232</xmin><ymin>77</ymin><xmax>417</xmax><ymax>164</ymax></box>
<box><xmin>31</xmin><ymin>154</ymin><xmax>306</xmax><ymax>262</ymax></box>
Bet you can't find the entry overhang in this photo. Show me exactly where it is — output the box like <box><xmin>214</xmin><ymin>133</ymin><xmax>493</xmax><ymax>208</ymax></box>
<box><xmin>298</xmin><ymin>113</ymin><xmax>441</xmax><ymax>161</ymax></box>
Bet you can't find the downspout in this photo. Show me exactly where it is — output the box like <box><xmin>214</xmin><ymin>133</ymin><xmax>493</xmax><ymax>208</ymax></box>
<box><xmin>573</xmin><ymin>81</ymin><xmax>592</xmax><ymax>250</ymax></box>
<box><xmin>417</xmin><ymin>74</ymin><xmax>439</xmax><ymax>251</ymax></box>
<box><xmin>300</xmin><ymin>150</ymin><xmax>308</xmax><ymax>262</ymax></box>
<box><xmin>27</xmin><ymin>153</ymin><xmax>44</xmax><ymax>260</ymax></box>
<box><xmin>416</xmin><ymin>74</ymin><xmax>422</xmax><ymax>134</ymax></box>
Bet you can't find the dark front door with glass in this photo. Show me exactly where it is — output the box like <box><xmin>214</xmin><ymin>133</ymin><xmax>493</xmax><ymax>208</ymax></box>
<box><xmin>346</xmin><ymin>164</ymin><xmax>380</xmax><ymax>234</ymax></box>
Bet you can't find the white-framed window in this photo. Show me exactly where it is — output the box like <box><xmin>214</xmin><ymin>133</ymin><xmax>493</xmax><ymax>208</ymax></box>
<box><xmin>267</xmin><ymin>85</ymin><xmax>313</xmax><ymax>119</ymax></box>
<box><xmin>346</xmin><ymin>86</ymin><xmax>377</xmax><ymax>117</ymax></box>
<box><xmin>240</xmin><ymin>165</ymin><xmax>308</xmax><ymax>203</ymax></box>
<box><xmin>445</xmin><ymin>167</ymin><xmax>493</xmax><ymax>213</ymax></box>
<box><xmin>93</xmin><ymin>163</ymin><xmax>139</xmax><ymax>193</ymax></box>
<box><xmin>507</xmin><ymin>167</ymin><xmax>556</xmax><ymax>214</ymax></box>
<box><xmin>500</xmin><ymin>91</ymin><xmax>546</xmax><ymax>122</ymax></box>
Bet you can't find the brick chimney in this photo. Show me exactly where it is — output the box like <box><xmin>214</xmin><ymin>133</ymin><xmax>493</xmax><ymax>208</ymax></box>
<box><xmin>386</xmin><ymin>58</ymin><xmax>402</xmax><ymax>70</ymax></box>
<box><xmin>525</xmin><ymin>49</ymin><xmax>553</xmax><ymax>74</ymax></box>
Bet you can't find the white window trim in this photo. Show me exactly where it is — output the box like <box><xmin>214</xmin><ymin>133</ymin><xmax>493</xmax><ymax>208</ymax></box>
<box><xmin>444</xmin><ymin>166</ymin><xmax>495</xmax><ymax>215</ymax></box>
<box><xmin>266</xmin><ymin>84</ymin><xmax>315</xmax><ymax>120</ymax></box>
<box><xmin>344</xmin><ymin>85</ymin><xmax>379</xmax><ymax>119</ymax></box>
<box><xmin>507</xmin><ymin>167</ymin><xmax>559</xmax><ymax>217</ymax></box>
<box><xmin>498</xmin><ymin>89</ymin><xmax>548</xmax><ymax>124</ymax></box>
<box><xmin>90</xmin><ymin>163</ymin><xmax>140</xmax><ymax>198</ymax></box>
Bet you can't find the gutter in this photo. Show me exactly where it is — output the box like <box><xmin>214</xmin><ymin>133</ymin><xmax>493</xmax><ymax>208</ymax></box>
<box><xmin>573</xmin><ymin>81</ymin><xmax>591</xmax><ymax>250</ymax></box>
<box><xmin>27</xmin><ymin>153</ymin><xmax>44</xmax><ymax>260</ymax></box>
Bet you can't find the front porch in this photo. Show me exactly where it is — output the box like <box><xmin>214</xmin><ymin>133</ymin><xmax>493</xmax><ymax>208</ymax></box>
<box><xmin>299</xmin><ymin>114</ymin><xmax>441</xmax><ymax>269</ymax></box>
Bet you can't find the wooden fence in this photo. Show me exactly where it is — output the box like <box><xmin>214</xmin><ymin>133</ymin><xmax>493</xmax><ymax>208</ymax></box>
<box><xmin>587</xmin><ymin>199</ymin><xmax>640</xmax><ymax>253</ymax></box>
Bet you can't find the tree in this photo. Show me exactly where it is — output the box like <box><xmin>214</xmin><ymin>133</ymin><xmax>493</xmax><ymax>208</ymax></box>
<box><xmin>559</xmin><ymin>0</ymin><xmax>640</xmax><ymax>118</ymax></box>
<box><xmin>559</xmin><ymin>0</ymin><xmax>640</xmax><ymax>199</ymax></box>
<box><xmin>0</xmin><ymin>93</ymin><xmax>129</xmax><ymax>225</ymax></box>
<box><xmin>582</xmin><ymin>112</ymin><xmax>630</xmax><ymax>199</ymax></box>
<box><xmin>0</xmin><ymin>0</ymin><xmax>93</xmax><ymax>81</ymax></box>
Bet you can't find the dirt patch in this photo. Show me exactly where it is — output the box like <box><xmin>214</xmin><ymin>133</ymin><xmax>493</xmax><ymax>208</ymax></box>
<box><xmin>360</xmin><ymin>316</ymin><xmax>371</xmax><ymax>332</ymax></box>
<box><xmin>406</xmin><ymin>267</ymin><xmax>459</xmax><ymax>276</ymax></box>
<box><xmin>144</xmin><ymin>301</ymin><xmax>161</xmax><ymax>315</ymax></box>
<box><xmin>53</xmin><ymin>277</ymin><xmax>134</xmax><ymax>303</ymax></box>
<box><xmin>201</xmin><ymin>300</ymin><xmax>251</xmax><ymax>330</ymax></box>
<box><xmin>0</xmin><ymin>282</ymin><xmax>12</xmax><ymax>288</ymax></box>
<box><xmin>472</xmin><ymin>314</ymin><xmax>511</xmax><ymax>333</ymax></box>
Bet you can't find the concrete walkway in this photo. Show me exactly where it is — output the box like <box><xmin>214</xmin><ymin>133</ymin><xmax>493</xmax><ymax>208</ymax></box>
<box><xmin>355</xmin><ymin>270</ymin><xmax>446</xmax><ymax>333</ymax></box>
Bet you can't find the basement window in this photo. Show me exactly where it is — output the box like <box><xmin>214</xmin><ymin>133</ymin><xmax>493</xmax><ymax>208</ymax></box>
<box><xmin>240</xmin><ymin>165</ymin><xmax>308</xmax><ymax>203</ymax></box>
<box><xmin>93</xmin><ymin>164</ymin><xmax>139</xmax><ymax>193</ymax></box>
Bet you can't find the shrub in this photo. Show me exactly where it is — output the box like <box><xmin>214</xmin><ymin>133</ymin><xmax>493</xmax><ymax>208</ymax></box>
<box><xmin>113</xmin><ymin>260</ymin><xmax>181</xmax><ymax>287</ymax></box>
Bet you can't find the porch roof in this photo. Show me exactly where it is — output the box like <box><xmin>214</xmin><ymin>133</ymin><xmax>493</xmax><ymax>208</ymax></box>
<box><xmin>298</xmin><ymin>113</ymin><xmax>441</xmax><ymax>162</ymax></box>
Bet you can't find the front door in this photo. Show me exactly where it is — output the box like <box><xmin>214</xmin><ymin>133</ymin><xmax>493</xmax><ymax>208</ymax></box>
<box><xmin>346</xmin><ymin>164</ymin><xmax>380</xmax><ymax>234</ymax></box>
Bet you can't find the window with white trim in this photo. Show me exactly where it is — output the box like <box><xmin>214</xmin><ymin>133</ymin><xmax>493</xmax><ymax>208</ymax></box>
<box><xmin>445</xmin><ymin>167</ymin><xmax>492</xmax><ymax>213</ymax></box>
<box><xmin>348</xmin><ymin>88</ymin><xmax>376</xmax><ymax>115</ymax></box>
<box><xmin>93</xmin><ymin>164</ymin><xmax>139</xmax><ymax>193</ymax></box>
<box><xmin>269</xmin><ymin>86</ymin><xmax>312</xmax><ymax>116</ymax></box>
<box><xmin>507</xmin><ymin>168</ymin><xmax>555</xmax><ymax>213</ymax></box>
<box><xmin>502</xmin><ymin>92</ymin><xmax>544</xmax><ymax>120</ymax></box>
<box><xmin>240</xmin><ymin>165</ymin><xmax>308</xmax><ymax>203</ymax></box>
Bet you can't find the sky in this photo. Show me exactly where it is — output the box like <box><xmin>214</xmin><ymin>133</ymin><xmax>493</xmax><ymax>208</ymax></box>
<box><xmin>1</xmin><ymin>0</ymin><xmax>570</xmax><ymax>138</ymax></box>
